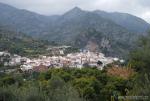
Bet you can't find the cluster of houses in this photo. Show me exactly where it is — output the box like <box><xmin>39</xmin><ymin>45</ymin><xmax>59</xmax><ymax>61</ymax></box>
<box><xmin>46</xmin><ymin>45</ymin><xmax>72</xmax><ymax>55</ymax></box>
<box><xmin>0</xmin><ymin>51</ymin><xmax>125</xmax><ymax>73</ymax></box>
<box><xmin>0</xmin><ymin>51</ymin><xmax>27</xmax><ymax>66</ymax></box>
<box><xmin>20</xmin><ymin>51</ymin><xmax>124</xmax><ymax>72</ymax></box>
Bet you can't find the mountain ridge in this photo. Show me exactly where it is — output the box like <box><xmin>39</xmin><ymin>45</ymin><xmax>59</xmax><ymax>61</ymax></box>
<box><xmin>94</xmin><ymin>10</ymin><xmax>150</xmax><ymax>33</ymax></box>
<box><xmin>0</xmin><ymin>2</ymin><xmax>149</xmax><ymax>35</ymax></box>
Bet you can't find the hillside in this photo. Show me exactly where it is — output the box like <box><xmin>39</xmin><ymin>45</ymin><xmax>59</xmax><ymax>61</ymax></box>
<box><xmin>0</xmin><ymin>26</ymin><xmax>48</xmax><ymax>56</ymax></box>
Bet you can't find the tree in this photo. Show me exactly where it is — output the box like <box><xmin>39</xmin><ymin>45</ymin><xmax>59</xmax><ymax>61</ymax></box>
<box><xmin>128</xmin><ymin>31</ymin><xmax>150</xmax><ymax>100</ymax></box>
<box><xmin>129</xmin><ymin>32</ymin><xmax>150</xmax><ymax>73</ymax></box>
<box><xmin>0</xmin><ymin>86</ymin><xmax>18</xmax><ymax>101</ymax></box>
<box><xmin>73</xmin><ymin>77</ymin><xmax>102</xmax><ymax>101</ymax></box>
<box><xmin>1</xmin><ymin>76</ymin><xmax>15</xmax><ymax>86</ymax></box>
<box><xmin>47</xmin><ymin>75</ymin><xmax>82</xmax><ymax>101</ymax></box>
<box><xmin>129</xmin><ymin>73</ymin><xmax>150</xmax><ymax>101</ymax></box>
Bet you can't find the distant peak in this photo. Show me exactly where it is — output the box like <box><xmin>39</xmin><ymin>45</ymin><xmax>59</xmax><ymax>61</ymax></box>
<box><xmin>70</xmin><ymin>6</ymin><xmax>82</xmax><ymax>12</ymax></box>
<box><xmin>63</xmin><ymin>6</ymin><xmax>83</xmax><ymax>16</ymax></box>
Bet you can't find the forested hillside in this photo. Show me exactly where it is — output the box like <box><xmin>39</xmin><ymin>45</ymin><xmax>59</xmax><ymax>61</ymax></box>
<box><xmin>0</xmin><ymin>26</ymin><xmax>49</xmax><ymax>56</ymax></box>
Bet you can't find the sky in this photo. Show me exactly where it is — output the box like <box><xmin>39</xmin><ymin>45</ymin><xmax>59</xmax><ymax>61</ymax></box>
<box><xmin>0</xmin><ymin>0</ymin><xmax>150</xmax><ymax>23</ymax></box>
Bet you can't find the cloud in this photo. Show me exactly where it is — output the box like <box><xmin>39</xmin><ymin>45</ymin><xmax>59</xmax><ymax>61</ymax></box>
<box><xmin>0</xmin><ymin>0</ymin><xmax>150</xmax><ymax>23</ymax></box>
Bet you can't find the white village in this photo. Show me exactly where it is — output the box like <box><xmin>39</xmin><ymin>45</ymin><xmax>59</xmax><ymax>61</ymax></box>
<box><xmin>0</xmin><ymin>48</ymin><xmax>124</xmax><ymax>73</ymax></box>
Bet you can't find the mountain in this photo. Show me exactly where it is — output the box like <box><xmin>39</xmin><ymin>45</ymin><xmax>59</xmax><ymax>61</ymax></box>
<box><xmin>0</xmin><ymin>3</ymin><xmax>149</xmax><ymax>36</ymax></box>
<box><xmin>42</xmin><ymin>7</ymin><xmax>137</xmax><ymax>57</ymax></box>
<box><xmin>94</xmin><ymin>10</ymin><xmax>150</xmax><ymax>33</ymax></box>
<box><xmin>0</xmin><ymin>3</ymin><xmax>150</xmax><ymax>57</ymax></box>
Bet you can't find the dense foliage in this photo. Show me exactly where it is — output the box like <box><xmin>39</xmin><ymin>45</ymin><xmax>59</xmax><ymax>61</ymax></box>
<box><xmin>129</xmin><ymin>33</ymin><xmax>150</xmax><ymax>73</ymax></box>
<box><xmin>128</xmin><ymin>32</ymin><xmax>150</xmax><ymax>100</ymax></box>
<box><xmin>0</xmin><ymin>67</ymin><xmax>136</xmax><ymax>101</ymax></box>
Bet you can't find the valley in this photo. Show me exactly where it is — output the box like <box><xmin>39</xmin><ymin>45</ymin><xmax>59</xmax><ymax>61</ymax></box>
<box><xmin>0</xmin><ymin>2</ymin><xmax>150</xmax><ymax>101</ymax></box>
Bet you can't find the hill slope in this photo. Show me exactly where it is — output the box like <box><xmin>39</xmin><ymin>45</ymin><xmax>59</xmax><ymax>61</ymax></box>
<box><xmin>0</xmin><ymin>26</ymin><xmax>48</xmax><ymax>56</ymax></box>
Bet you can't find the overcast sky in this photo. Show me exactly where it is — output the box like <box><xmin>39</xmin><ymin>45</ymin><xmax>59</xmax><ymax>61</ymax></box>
<box><xmin>0</xmin><ymin>0</ymin><xmax>150</xmax><ymax>23</ymax></box>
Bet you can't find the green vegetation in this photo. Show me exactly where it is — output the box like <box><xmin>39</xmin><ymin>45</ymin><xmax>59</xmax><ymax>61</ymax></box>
<box><xmin>128</xmin><ymin>32</ymin><xmax>150</xmax><ymax>99</ymax></box>
<box><xmin>129</xmin><ymin>33</ymin><xmax>150</xmax><ymax>73</ymax></box>
<box><xmin>0</xmin><ymin>67</ymin><xmax>136</xmax><ymax>101</ymax></box>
